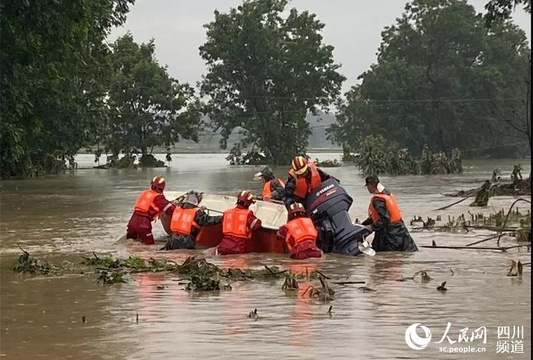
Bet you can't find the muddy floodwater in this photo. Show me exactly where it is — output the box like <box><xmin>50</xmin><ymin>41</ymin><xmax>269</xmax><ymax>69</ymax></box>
<box><xmin>0</xmin><ymin>154</ymin><xmax>531</xmax><ymax>359</ymax></box>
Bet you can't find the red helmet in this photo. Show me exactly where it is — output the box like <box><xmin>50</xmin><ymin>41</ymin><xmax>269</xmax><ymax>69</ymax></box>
<box><xmin>237</xmin><ymin>190</ymin><xmax>255</xmax><ymax>206</ymax></box>
<box><xmin>151</xmin><ymin>176</ymin><xmax>166</xmax><ymax>191</ymax></box>
<box><xmin>288</xmin><ymin>202</ymin><xmax>306</xmax><ymax>218</ymax></box>
<box><xmin>291</xmin><ymin>156</ymin><xmax>308</xmax><ymax>175</ymax></box>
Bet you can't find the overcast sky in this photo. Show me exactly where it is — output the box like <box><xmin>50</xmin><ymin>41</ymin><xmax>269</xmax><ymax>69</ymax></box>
<box><xmin>108</xmin><ymin>0</ymin><xmax>531</xmax><ymax>95</ymax></box>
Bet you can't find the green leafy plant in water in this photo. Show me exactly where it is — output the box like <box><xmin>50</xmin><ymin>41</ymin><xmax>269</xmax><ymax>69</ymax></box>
<box><xmin>449</xmin><ymin>149</ymin><xmax>463</xmax><ymax>174</ymax></box>
<box><xmin>185</xmin><ymin>274</ymin><xmax>221</xmax><ymax>291</ymax></box>
<box><xmin>315</xmin><ymin>159</ymin><xmax>342</xmax><ymax>167</ymax></box>
<box><xmin>13</xmin><ymin>251</ymin><xmax>320</xmax><ymax>290</ymax></box>
<box><xmin>413</xmin><ymin>207</ymin><xmax>531</xmax><ymax>236</ymax></box>
<box><xmin>97</xmin><ymin>269</ymin><xmax>127</xmax><ymax>284</ymax></box>
<box><xmin>81</xmin><ymin>252</ymin><xmax>121</xmax><ymax>267</ymax></box>
<box><xmin>431</xmin><ymin>152</ymin><xmax>450</xmax><ymax>175</ymax></box>
<box><xmin>356</xmin><ymin>138</ymin><xmax>463</xmax><ymax>176</ymax></box>
<box><xmin>175</xmin><ymin>256</ymin><xmax>222</xmax><ymax>291</ymax></box>
<box><xmin>174</xmin><ymin>257</ymin><xmax>318</xmax><ymax>291</ymax></box>
<box><xmin>12</xmin><ymin>247</ymin><xmax>54</xmax><ymax>275</ymax></box>
<box><xmin>281</xmin><ymin>273</ymin><xmax>299</xmax><ymax>291</ymax></box>
<box><xmin>81</xmin><ymin>253</ymin><xmax>175</xmax><ymax>272</ymax></box>
<box><xmin>124</xmin><ymin>256</ymin><xmax>147</xmax><ymax>268</ymax></box>
<box><xmin>147</xmin><ymin>258</ymin><xmax>177</xmax><ymax>272</ymax></box>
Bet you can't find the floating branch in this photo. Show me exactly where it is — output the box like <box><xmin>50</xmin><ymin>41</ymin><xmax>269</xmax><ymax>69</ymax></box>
<box><xmin>466</xmin><ymin>233</ymin><xmax>512</xmax><ymax>247</ymax></box>
<box><xmin>496</xmin><ymin>198</ymin><xmax>532</xmax><ymax>247</ymax></box>
<box><xmin>421</xmin><ymin>244</ymin><xmax>530</xmax><ymax>252</ymax></box>
<box><xmin>435</xmin><ymin>193</ymin><xmax>475</xmax><ymax>211</ymax></box>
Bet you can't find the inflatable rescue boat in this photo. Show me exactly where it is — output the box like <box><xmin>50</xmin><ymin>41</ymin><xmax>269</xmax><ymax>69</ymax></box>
<box><xmin>159</xmin><ymin>192</ymin><xmax>289</xmax><ymax>253</ymax></box>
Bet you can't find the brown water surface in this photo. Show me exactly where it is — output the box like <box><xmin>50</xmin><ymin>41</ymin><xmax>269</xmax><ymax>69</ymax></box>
<box><xmin>0</xmin><ymin>154</ymin><xmax>530</xmax><ymax>359</ymax></box>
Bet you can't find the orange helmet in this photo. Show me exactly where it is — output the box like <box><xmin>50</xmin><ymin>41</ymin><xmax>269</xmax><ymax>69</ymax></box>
<box><xmin>151</xmin><ymin>176</ymin><xmax>166</xmax><ymax>191</ymax></box>
<box><xmin>288</xmin><ymin>202</ymin><xmax>306</xmax><ymax>218</ymax></box>
<box><xmin>236</xmin><ymin>190</ymin><xmax>255</xmax><ymax>207</ymax></box>
<box><xmin>291</xmin><ymin>156</ymin><xmax>308</xmax><ymax>175</ymax></box>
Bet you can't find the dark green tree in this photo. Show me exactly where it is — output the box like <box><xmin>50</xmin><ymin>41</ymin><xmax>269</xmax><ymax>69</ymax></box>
<box><xmin>328</xmin><ymin>0</ymin><xmax>530</xmax><ymax>157</ymax></box>
<box><xmin>484</xmin><ymin>0</ymin><xmax>531</xmax><ymax>26</ymax></box>
<box><xmin>0</xmin><ymin>0</ymin><xmax>134</xmax><ymax>178</ymax></box>
<box><xmin>326</xmin><ymin>88</ymin><xmax>370</xmax><ymax>155</ymax></box>
<box><xmin>483</xmin><ymin>0</ymin><xmax>531</xmax><ymax>153</ymax></box>
<box><xmin>199</xmin><ymin>0</ymin><xmax>345</xmax><ymax>165</ymax></box>
<box><xmin>105</xmin><ymin>34</ymin><xmax>201</xmax><ymax>166</ymax></box>
<box><xmin>482</xmin><ymin>24</ymin><xmax>531</xmax><ymax>152</ymax></box>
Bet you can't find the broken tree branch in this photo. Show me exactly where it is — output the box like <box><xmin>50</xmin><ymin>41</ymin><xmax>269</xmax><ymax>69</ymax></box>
<box><xmin>496</xmin><ymin>198</ymin><xmax>532</xmax><ymax>246</ymax></box>
<box><xmin>434</xmin><ymin>193</ymin><xmax>476</xmax><ymax>211</ymax></box>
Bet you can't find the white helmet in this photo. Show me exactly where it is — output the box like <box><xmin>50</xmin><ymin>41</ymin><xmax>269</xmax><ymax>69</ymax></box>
<box><xmin>183</xmin><ymin>193</ymin><xmax>199</xmax><ymax>206</ymax></box>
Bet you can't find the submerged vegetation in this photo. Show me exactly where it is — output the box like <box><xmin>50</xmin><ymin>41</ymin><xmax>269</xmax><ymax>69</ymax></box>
<box><xmin>314</xmin><ymin>159</ymin><xmax>343</xmax><ymax>168</ymax></box>
<box><xmin>353</xmin><ymin>135</ymin><xmax>463</xmax><ymax>176</ymax></box>
<box><xmin>225</xmin><ymin>145</ymin><xmax>266</xmax><ymax>166</ymax></box>
<box><xmin>12</xmin><ymin>247</ymin><xmax>56</xmax><ymax>275</ymax></box>
<box><xmin>15</xmin><ymin>253</ymin><xmax>322</xmax><ymax>291</ymax></box>
<box><xmin>411</xmin><ymin>198</ymin><xmax>531</xmax><ymax>249</ymax></box>
<box><xmin>411</xmin><ymin>207</ymin><xmax>531</xmax><ymax>233</ymax></box>
<box><xmin>443</xmin><ymin>167</ymin><xmax>531</xmax><ymax>202</ymax></box>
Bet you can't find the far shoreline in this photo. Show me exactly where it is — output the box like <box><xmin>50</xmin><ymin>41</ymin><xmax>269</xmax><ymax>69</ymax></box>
<box><xmin>77</xmin><ymin>147</ymin><xmax>345</xmax><ymax>155</ymax></box>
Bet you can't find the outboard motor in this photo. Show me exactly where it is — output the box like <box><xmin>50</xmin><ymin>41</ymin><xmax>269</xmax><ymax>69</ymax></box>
<box><xmin>306</xmin><ymin>178</ymin><xmax>370</xmax><ymax>256</ymax></box>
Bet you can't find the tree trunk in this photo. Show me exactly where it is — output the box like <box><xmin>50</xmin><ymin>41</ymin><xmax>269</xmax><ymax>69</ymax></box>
<box><xmin>526</xmin><ymin>58</ymin><xmax>531</xmax><ymax>151</ymax></box>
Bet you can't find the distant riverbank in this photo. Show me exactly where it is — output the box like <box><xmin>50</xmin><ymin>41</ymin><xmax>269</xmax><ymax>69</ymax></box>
<box><xmin>78</xmin><ymin>147</ymin><xmax>343</xmax><ymax>155</ymax></box>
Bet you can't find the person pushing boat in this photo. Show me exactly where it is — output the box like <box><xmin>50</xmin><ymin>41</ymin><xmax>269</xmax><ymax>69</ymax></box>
<box><xmin>361</xmin><ymin>175</ymin><xmax>418</xmax><ymax>252</ymax></box>
<box><xmin>217</xmin><ymin>190</ymin><xmax>263</xmax><ymax>255</ymax></box>
<box><xmin>253</xmin><ymin>166</ymin><xmax>285</xmax><ymax>202</ymax></box>
<box><xmin>284</xmin><ymin>155</ymin><xmax>336</xmax><ymax>209</ymax></box>
<box><xmin>163</xmin><ymin>192</ymin><xmax>223</xmax><ymax>250</ymax></box>
<box><xmin>277</xmin><ymin>202</ymin><xmax>322</xmax><ymax>260</ymax></box>
<box><xmin>126</xmin><ymin>176</ymin><xmax>176</xmax><ymax>245</ymax></box>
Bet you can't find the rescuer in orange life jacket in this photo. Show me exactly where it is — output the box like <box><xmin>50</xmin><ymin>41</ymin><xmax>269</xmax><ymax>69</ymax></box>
<box><xmin>163</xmin><ymin>192</ymin><xmax>223</xmax><ymax>250</ymax></box>
<box><xmin>126</xmin><ymin>176</ymin><xmax>176</xmax><ymax>245</ymax></box>
<box><xmin>284</xmin><ymin>155</ymin><xmax>337</xmax><ymax>209</ymax></box>
<box><xmin>361</xmin><ymin>175</ymin><xmax>418</xmax><ymax>252</ymax></box>
<box><xmin>253</xmin><ymin>166</ymin><xmax>285</xmax><ymax>202</ymax></box>
<box><xmin>277</xmin><ymin>202</ymin><xmax>322</xmax><ymax>260</ymax></box>
<box><xmin>217</xmin><ymin>190</ymin><xmax>263</xmax><ymax>255</ymax></box>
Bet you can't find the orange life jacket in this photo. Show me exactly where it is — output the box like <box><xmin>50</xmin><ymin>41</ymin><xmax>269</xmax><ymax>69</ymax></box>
<box><xmin>289</xmin><ymin>162</ymin><xmax>322</xmax><ymax>199</ymax></box>
<box><xmin>368</xmin><ymin>192</ymin><xmax>402</xmax><ymax>223</ymax></box>
<box><xmin>262</xmin><ymin>178</ymin><xmax>285</xmax><ymax>199</ymax></box>
<box><xmin>170</xmin><ymin>207</ymin><xmax>200</xmax><ymax>235</ymax></box>
<box><xmin>284</xmin><ymin>217</ymin><xmax>318</xmax><ymax>252</ymax></box>
<box><xmin>222</xmin><ymin>208</ymin><xmax>253</xmax><ymax>239</ymax></box>
<box><xmin>133</xmin><ymin>189</ymin><xmax>161</xmax><ymax>220</ymax></box>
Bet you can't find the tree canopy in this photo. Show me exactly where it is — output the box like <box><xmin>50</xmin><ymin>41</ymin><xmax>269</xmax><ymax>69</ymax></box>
<box><xmin>0</xmin><ymin>0</ymin><xmax>135</xmax><ymax>178</ymax></box>
<box><xmin>199</xmin><ymin>0</ymin><xmax>345</xmax><ymax>165</ymax></box>
<box><xmin>328</xmin><ymin>0</ymin><xmax>531</xmax><ymax>158</ymax></box>
<box><xmin>484</xmin><ymin>0</ymin><xmax>531</xmax><ymax>26</ymax></box>
<box><xmin>104</xmin><ymin>34</ymin><xmax>201</xmax><ymax>166</ymax></box>
<box><xmin>2</xmin><ymin>0</ymin><xmax>530</xmax><ymax>178</ymax></box>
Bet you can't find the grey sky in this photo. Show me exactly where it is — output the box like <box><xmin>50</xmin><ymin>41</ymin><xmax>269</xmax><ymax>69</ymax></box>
<box><xmin>108</xmin><ymin>0</ymin><xmax>531</xmax><ymax>95</ymax></box>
